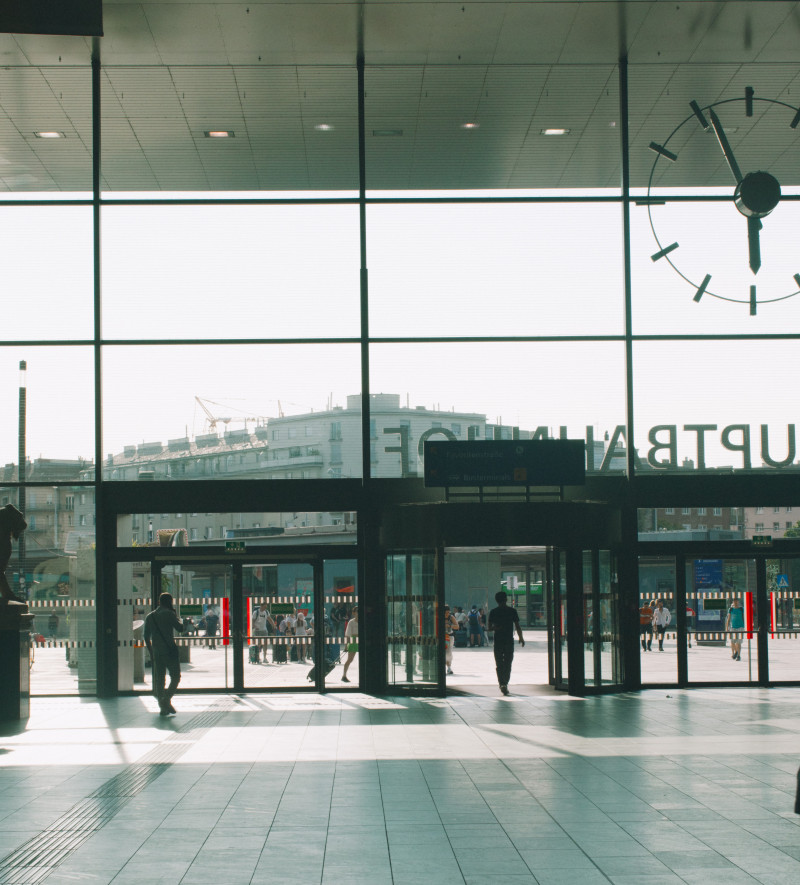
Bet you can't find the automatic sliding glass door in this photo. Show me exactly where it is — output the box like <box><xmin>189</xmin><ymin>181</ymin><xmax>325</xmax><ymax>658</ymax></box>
<box><xmin>386</xmin><ymin>549</ymin><xmax>443</xmax><ymax>692</ymax></box>
<box><xmin>119</xmin><ymin>553</ymin><xmax>359</xmax><ymax>694</ymax></box>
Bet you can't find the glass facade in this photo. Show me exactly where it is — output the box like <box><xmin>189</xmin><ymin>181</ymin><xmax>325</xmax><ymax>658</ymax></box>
<box><xmin>3</xmin><ymin>6</ymin><xmax>800</xmax><ymax>697</ymax></box>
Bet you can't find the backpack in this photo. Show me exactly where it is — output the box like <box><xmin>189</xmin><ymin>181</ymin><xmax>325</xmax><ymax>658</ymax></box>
<box><xmin>468</xmin><ymin>609</ymin><xmax>479</xmax><ymax>626</ymax></box>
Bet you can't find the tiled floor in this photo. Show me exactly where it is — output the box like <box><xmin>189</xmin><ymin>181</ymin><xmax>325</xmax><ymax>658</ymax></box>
<box><xmin>1</xmin><ymin>687</ymin><xmax>800</xmax><ymax>884</ymax></box>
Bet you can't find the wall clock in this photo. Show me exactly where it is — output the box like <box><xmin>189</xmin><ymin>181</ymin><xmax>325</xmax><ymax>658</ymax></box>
<box><xmin>647</xmin><ymin>87</ymin><xmax>800</xmax><ymax>315</ymax></box>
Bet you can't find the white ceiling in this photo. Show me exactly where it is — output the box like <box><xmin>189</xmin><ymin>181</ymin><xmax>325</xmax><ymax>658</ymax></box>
<box><xmin>1</xmin><ymin>1</ymin><xmax>799</xmax><ymax>191</ymax></box>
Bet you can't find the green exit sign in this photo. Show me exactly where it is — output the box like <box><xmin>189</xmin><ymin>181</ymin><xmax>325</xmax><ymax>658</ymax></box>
<box><xmin>752</xmin><ymin>535</ymin><xmax>773</xmax><ymax>547</ymax></box>
<box><xmin>225</xmin><ymin>540</ymin><xmax>246</xmax><ymax>552</ymax></box>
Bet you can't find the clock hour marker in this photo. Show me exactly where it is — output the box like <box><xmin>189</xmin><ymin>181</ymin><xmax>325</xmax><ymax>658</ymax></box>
<box><xmin>750</xmin><ymin>285</ymin><xmax>757</xmax><ymax>316</ymax></box>
<box><xmin>651</xmin><ymin>242</ymin><xmax>679</xmax><ymax>262</ymax></box>
<box><xmin>693</xmin><ymin>274</ymin><xmax>712</xmax><ymax>303</ymax></box>
<box><xmin>745</xmin><ymin>86</ymin><xmax>754</xmax><ymax>117</ymax></box>
<box><xmin>690</xmin><ymin>100</ymin><xmax>710</xmax><ymax>131</ymax></box>
<box><xmin>648</xmin><ymin>142</ymin><xmax>677</xmax><ymax>162</ymax></box>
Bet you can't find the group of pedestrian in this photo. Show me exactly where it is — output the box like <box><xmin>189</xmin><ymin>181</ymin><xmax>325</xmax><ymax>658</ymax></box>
<box><xmin>640</xmin><ymin>595</ymin><xmax>746</xmax><ymax>661</ymax></box>
<box><xmin>640</xmin><ymin>598</ymin><xmax>671</xmax><ymax>651</ymax></box>
<box><xmin>467</xmin><ymin>604</ymin><xmax>488</xmax><ymax>647</ymax></box>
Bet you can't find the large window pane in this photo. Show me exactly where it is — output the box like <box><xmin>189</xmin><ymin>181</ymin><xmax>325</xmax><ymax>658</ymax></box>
<box><xmin>102</xmin><ymin>344</ymin><xmax>361</xmax><ymax>477</ymax></box>
<box><xmin>368</xmin><ymin>200</ymin><xmax>623</xmax><ymax>337</ymax></box>
<box><xmin>370</xmin><ymin>342</ymin><xmax>626</xmax><ymax>479</ymax></box>
<box><xmin>0</xmin><ymin>348</ymin><xmax>94</xmax><ymax>467</ymax></box>
<box><xmin>0</xmin><ymin>66</ymin><xmax>92</xmax><ymax>193</ymax></box>
<box><xmin>632</xmin><ymin>195</ymin><xmax>800</xmax><ymax>336</ymax></box>
<box><xmin>102</xmin><ymin>203</ymin><xmax>359</xmax><ymax>339</ymax></box>
<box><xmin>0</xmin><ymin>207</ymin><xmax>94</xmax><ymax>339</ymax></box>
<box><xmin>629</xmin><ymin>63</ymin><xmax>800</xmax><ymax>335</ymax></box>
<box><xmin>20</xmin><ymin>485</ymin><xmax>96</xmax><ymax>696</ymax></box>
<box><xmin>101</xmin><ymin>66</ymin><xmax>358</xmax><ymax>192</ymax></box>
<box><xmin>633</xmin><ymin>340</ymin><xmax>800</xmax><ymax>475</ymax></box>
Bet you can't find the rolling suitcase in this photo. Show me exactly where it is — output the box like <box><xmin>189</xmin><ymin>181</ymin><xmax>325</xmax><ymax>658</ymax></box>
<box><xmin>248</xmin><ymin>644</ymin><xmax>260</xmax><ymax>664</ymax></box>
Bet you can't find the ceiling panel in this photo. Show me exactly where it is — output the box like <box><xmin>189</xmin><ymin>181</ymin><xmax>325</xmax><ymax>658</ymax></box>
<box><xmin>1</xmin><ymin>1</ymin><xmax>799</xmax><ymax>192</ymax></box>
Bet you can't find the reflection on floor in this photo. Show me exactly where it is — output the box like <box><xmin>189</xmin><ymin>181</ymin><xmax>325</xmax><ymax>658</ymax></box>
<box><xmin>2</xmin><ymin>687</ymin><xmax>799</xmax><ymax>884</ymax></box>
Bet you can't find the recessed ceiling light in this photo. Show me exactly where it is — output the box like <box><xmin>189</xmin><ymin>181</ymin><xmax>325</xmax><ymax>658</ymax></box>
<box><xmin>315</xmin><ymin>124</ymin><xmax>334</xmax><ymax>131</ymax></box>
<box><xmin>541</xmin><ymin>128</ymin><xmax>570</xmax><ymax>136</ymax></box>
<box><xmin>35</xmin><ymin>131</ymin><xmax>64</xmax><ymax>139</ymax></box>
<box><xmin>204</xmin><ymin>130</ymin><xmax>234</xmax><ymax>138</ymax></box>
<box><xmin>372</xmin><ymin>129</ymin><xmax>403</xmax><ymax>137</ymax></box>
<box><xmin>461</xmin><ymin>122</ymin><xmax>480</xmax><ymax>130</ymax></box>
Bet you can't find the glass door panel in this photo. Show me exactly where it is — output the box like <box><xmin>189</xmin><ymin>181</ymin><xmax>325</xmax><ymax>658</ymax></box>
<box><xmin>322</xmin><ymin>558</ymin><xmax>358</xmax><ymax>688</ymax></box>
<box><xmin>765</xmin><ymin>556</ymin><xmax>800</xmax><ymax>682</ymax></box>
<box><xmin>583</xmin><ymin>551</ymin><xmax>595</xmax><ymax>686</ymax></box>
<box><xmin>638</xmin><ymin>556</ymin><xmax>677</xmax><ymax>684</ymax></box>
<box><xmin>387</xmin><ymin>550</ymin><xmax>440</xmax><ymax>690</ymax></box>
<box><xmin>598</xmin><ymin>550</ymin><xmax>620</xmax><ymax>684</ymax></box>
<box><xmin>117</xmin><ymin>561</ymin><xmax>151</xmax><ymax>693</ymax></box>
<box><xmin>581</xmin><ymin>549</ymin><xmax>622</xmax><ymax>689</ymax></box>
<box><xmin>121</xmin><ymin>561</ymin><xmax>236</xmax><ymax>694</ymax></box>
<box><xmin>687</xmin><ymin>557</ymin><xmax>758</xmax><ymax>683</ymax></box>
<box><xmin>243</xmin><ymin>562</ymin><xmax>315</xmax><ymax>690</ymax></box>
<box><xmin>546</xmin><ymin>549</ymin><xmax>562</xmax><ymax>686</ymax></box>
<box><xmin>558</xmin><ymin>549</ymin><xmax>568</xmax><ymax>688</ymax></box>
<box><xmin>164</xmin><ymin>562</ymin><xmax>234</xmax><ymax>691</ymax></box>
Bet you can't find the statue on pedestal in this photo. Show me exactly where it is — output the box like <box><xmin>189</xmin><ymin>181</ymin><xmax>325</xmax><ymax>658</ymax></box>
<box><xmin>0</xmin><ymin>504</ymin><xmax>28</xmax><ymax>608</ymax></box>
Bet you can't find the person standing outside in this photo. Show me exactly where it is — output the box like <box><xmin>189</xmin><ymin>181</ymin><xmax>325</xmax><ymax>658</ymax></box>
<box><xmin>252</xmin><ymin>602</ymin><xmax>273</xmax><ymax>662</ymax></box>
<box><xmin>204</xmin><ymin>604</ymin><xmax>220</xmax><ymax>649</ymax></box>
<box><xmin>443</xmin><ymin>605</ymin><xmax>459</xmax><ymax>675</ymax></box>
<box><xmin>639</xmin><ymin>598</ymin><xmax>654</xmax><ymax>651</ymax></box>
<box><xmin>488</xmin><ymin>590</ymin><xmax>525</xmax><ymax>696</ymax></box>
<box><xmin>144</xmin><ymin>592</ymin><xmax>186</xmax><ymax>716</ymax></box>
<box><xmin>341</xmin><ymin>609</ymin><xmax>358</xmax><ymax>682</ymax></box>
<box><xmin>726</xmin><ymin>597</ymin><xmax>745</xmax><ymax>661</ymax></box>
<box><xmin>652</xmin><ymin>598</ymin><xmax>671</xmax><ymax>651</ymax></box>
<box><xmin>330</xmin><ymin>602</ymin><xmax>346</xmax><ymax>641</ymax></box>
<box><xmin>467</xmin><ymin>605</ymin><xmax>482</xmax><ymax>647</ymax></box>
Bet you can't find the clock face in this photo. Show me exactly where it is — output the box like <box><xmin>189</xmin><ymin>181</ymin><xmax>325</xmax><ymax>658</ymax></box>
<box><xmin>646</xmin><ymin>88</ymin><xmax>800</xmax><ymax>315</ymax></box>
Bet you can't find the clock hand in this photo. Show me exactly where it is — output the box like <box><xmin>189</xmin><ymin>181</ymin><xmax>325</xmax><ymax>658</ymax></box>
<box><xmin>708</xmin><ymin>108</ymin><xmax>743</xmax><ymax>184</ymax></box>
<box><xmin>708</xmin><ymin>108</ymin><xmax>773</xmax><ymax>275</ymax></box>
<box><xmin>747</xmin><ymin>216</ymin><xmax>762</xmax><ymax>274</ymax></box>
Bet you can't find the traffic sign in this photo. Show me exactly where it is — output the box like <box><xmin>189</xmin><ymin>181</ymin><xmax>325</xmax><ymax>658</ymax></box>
<box><xmin>776</xmin><ymin>574</ymin><xmax>789</xmax><ymax>588</ymax></box>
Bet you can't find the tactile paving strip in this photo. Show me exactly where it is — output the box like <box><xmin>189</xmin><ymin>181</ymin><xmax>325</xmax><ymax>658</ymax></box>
<box><xmin>0</xmin><ymin>704</ymin><xmax>234</xmax><ymax>884</ymax></box>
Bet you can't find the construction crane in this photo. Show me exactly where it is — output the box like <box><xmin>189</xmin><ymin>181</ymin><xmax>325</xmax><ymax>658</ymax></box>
<box><xmin>195</xmin><ymin>397</ymin><xmax>230</xmax><ymax>433</ymax></box>
<box><xmin>194</xmin><ymin>397</ymin><xmax>282</xmax><ymax>436</ymax></box>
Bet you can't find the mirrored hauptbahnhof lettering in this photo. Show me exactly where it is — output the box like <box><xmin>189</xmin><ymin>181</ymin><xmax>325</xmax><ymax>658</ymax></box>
<box><xmin>4</xmin><ymin>0</ymin><xmax>800</xmax><ymax>702</ymax></box>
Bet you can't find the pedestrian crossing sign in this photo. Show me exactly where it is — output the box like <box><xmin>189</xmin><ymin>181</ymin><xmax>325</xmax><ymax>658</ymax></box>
<box><xmin>777</xmin><ymin>574</ymin><xmax>789</xmax><ymax>588</ymax></box>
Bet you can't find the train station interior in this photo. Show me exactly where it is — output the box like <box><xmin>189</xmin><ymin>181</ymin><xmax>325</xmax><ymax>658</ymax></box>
<box><xmin>2</xmin><ymin>1</ymin><xmax>800</xmax><ymax>882</ymax></box>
